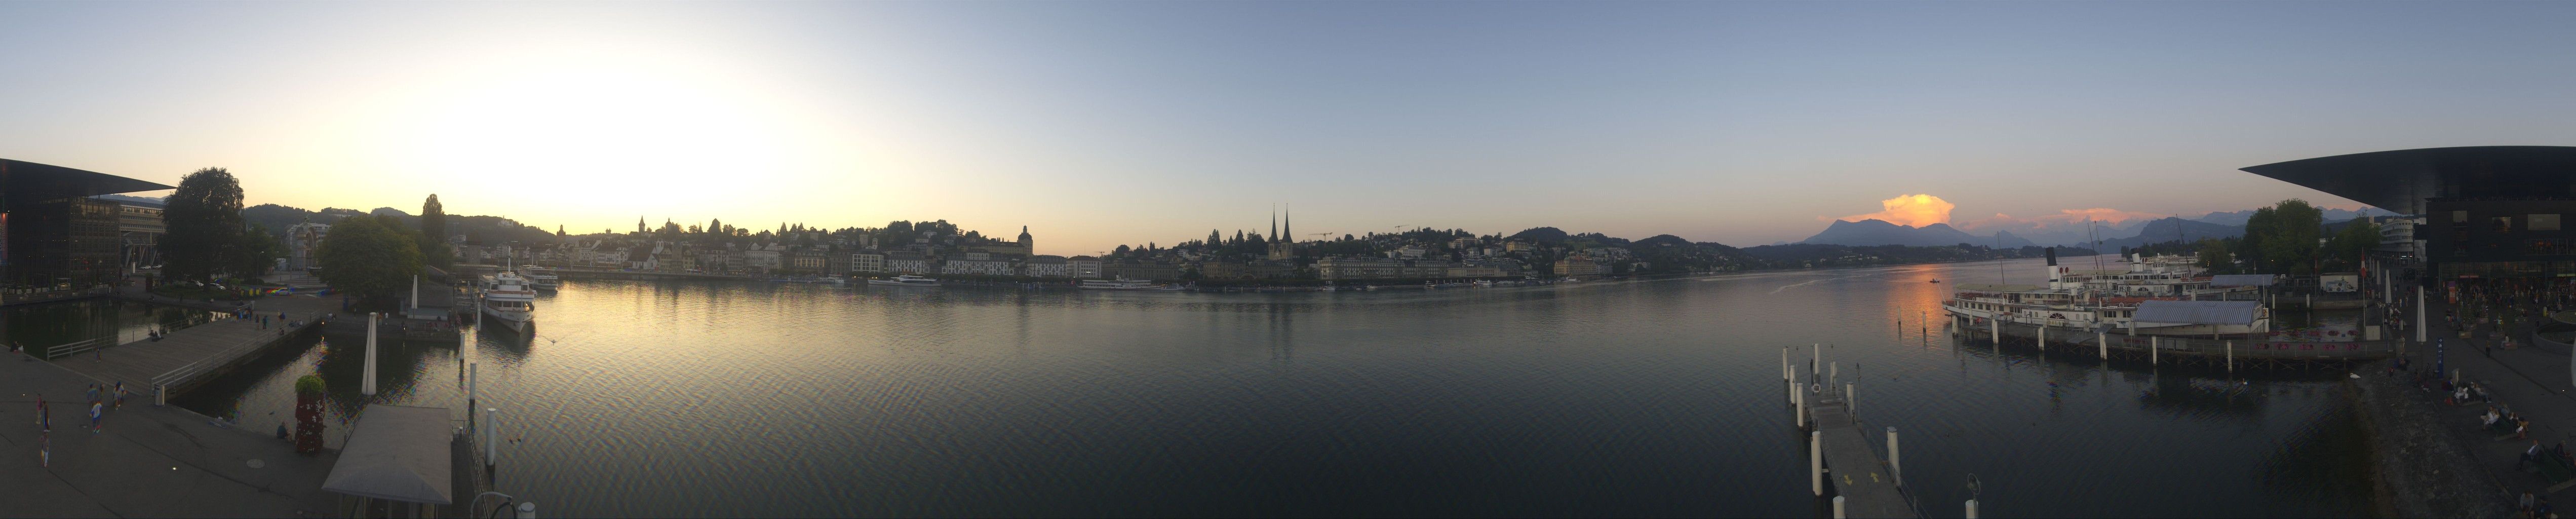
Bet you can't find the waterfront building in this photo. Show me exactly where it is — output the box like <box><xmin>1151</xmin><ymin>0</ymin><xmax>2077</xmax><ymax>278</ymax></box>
<box><xmin>746</xmin><ymin>244</ymin><xmax>784</xmax><ymax>271</ymax></box>
<box><xmin>0</xmin><ymin>159</ymin><xmax>171</xmax><ymax>295</ymax></box>
<box><xmin>285</xmin><ymin>219</ymin><xmax>332</xmax><ymax>271</ymax></box>
<box><xmin>1447</xmin><ymin>263</ymin><xmax>1506</xmax><ymax>278</ymax></box>
<box><xmin>1026</xmin><ymin>254</ymin><xmax>1068</xmax><ymax>278</ymax></box>
<box><xmin>1067</xmin><ymin>255</ymin><xmax>1103</xmax><ymax>279</ymax></box>
<box><xmin>1103</xmin><ymin>261</ymin><xmax>1180</xmax><ymax>281</ymax></box>
<box><xmin>886</xmin><ymin>250</ymin><xmax>929</xmax><ymax>274</ymax></box>
<box><xmin>2378</xmin><ymin>216</ymin><xmax>2420</xmax><ymax>256</ymax></box>
<box><xmin>1554</xmin><ymin>256</ymin><xmax>1607</xmax><ymax>277</ymax></box>
<box><xmin>851</xmin><ymin>251</ymin><xmax>887</xmax><ymax>274</ymax></box>
<box><xmin>1505</xmin><ymin>241</ymin><xmax>1534</xmax><ymax>252</ymax></box>
<box><xmin>941</xmin><ymin>256</ymin><xmax>1014</xmax><ymax>276</ymax></box>
<box><xmin>1317</xmin><ymin>256</ymin><xmax>1403</xmax><ymax>280</ymax></box>
<box><xmin>1393</xmin><ymin>246</ymin><xmax>1427</xmax><ymax>259</ymax></box>
<box><xmin>109</xmin><ymin>198</ymin><xmax>164</xmax><ymax>273</ymax></box>
<box><xmin>2241</xmin><ymin>146</ymin><xmax>2576</xmax><ymax>280</ymax></box>
<box><xmin>825</xmin><ymin>249</ymin><xmax>851</xmax><ymax>275</ymax></box>
<box><xmin>792</xmin><ymin>247</ymin><xmax>827</xmax><ymax>274</ymax></box>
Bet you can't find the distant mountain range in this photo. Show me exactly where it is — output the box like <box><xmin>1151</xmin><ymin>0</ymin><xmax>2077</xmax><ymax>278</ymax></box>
<box><xmin>2192</xmin><ymin>207</ymin><xmax>2375</xmax><ymax>227</ymax></box>
<box><xmin>1799</xmin><ymin>219</ymin><xmax>2037</xmax><ymax>248</ymax></box>
<box><xmin>1800</xmin><ymin>204</ymin><xmax>2384</xmax><ymax>249</ymax></box>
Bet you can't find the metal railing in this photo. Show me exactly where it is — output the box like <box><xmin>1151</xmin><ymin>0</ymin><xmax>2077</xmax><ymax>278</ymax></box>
<box><xmin>43</xmin><ymin>337</ymin><xmax>115</xmax><ymax>359</ymax></box>
<box><xmin>149</xmin><ymin>321</ymin><xmax>307</xmax><ymax>390</ymax></box>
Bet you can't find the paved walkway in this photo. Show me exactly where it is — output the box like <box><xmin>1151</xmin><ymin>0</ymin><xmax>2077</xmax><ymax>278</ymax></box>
<box><xmin>0</xmin><ymin>345</ymin><xmax>339</xmax><ymax>516</ymax></box>
<box><xmin>2385</xmin><ymin>283</ymin><xmax>2576</xmax><ymax>512</ymax></box>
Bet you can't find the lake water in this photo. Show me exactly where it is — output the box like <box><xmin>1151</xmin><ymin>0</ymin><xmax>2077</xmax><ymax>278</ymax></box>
<box><xmin>170</xmin><ymin>255</ymin><xmax>2371</xmax><ymax>517</ymax></box>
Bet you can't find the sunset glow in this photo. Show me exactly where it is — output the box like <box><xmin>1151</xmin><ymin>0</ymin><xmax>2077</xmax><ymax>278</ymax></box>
<box><xmin>1835</xmin><ymin>194</ymin><xmax>1958</xmax><ymax>228</ymax></box>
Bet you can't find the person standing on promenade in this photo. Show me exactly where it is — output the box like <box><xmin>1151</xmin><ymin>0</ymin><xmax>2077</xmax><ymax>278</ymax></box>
<box><xmin>112</xmin><ymin>382</ymin><xmax>125</xmax><ymax>410</ymax></box>
<box><xmin>35</xmin><ymin>395</ymin><xmax>48</xmax><ymax>432</ymax></box>
<box><xmin>88</xmin><ymin>401</ymin><xmax>101</xmax><ymax>434</ymax></box>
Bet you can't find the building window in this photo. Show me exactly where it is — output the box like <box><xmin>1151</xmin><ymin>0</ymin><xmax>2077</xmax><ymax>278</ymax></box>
<box><xmin>2454</xmin><ymin>210</ymin><xmax>2470</xmax><ymax>224</ymax></box>
<box><xmin>2534</xmin><ymin>214</ymin><xmax>2562</xmax><ymax>231</ymax></box>
<box><xmin>2494</xmin><ymin>217</ymin><xmax>2515</xmax><ymax>233</ymax></box>
<box><xmin>2530</xmin><ymin>239</ymin><xmax>2571</xmax><ymax>255</ymax></box>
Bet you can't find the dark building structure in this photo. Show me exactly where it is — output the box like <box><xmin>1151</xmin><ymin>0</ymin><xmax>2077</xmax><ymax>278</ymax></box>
<box><xmin>2242</xmin><ymin>145</ymin><xmax>2576</xmax><ymax>281</ymax></box>
<box><xmin>2</xmin><ymin>159</ymin><xmax>174</xmax><ymax>298</ymax></box>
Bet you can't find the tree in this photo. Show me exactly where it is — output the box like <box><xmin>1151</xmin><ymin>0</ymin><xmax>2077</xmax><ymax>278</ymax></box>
<box><xmin>2321</xmin><ymin>217</ymin><xmax>2380</xmax><ymax>272</ymax></box>
<box><xmin>161</xmin><ymin>167</ymin><xmax>246</xmax><ymax>283</ymax></box>
<box><xmin>2242</xmin><ymin>199</ymin><xmax>2323</xmax><ymax>274</ymax></box>
<box><xmin>2195</xmin><ymin>238</ymin><xmax>2235</xmax><ymax>275</ymax></box>
<box><xmin>230</xmin><ymin>224</ymin><xmax>283</xmax><ymax>280</ymax></box>
<box><xmin>418</xmin><ymin>194</ymin><xmax>451</xmax><ymax>268</ymax></box>
<box><xmin>316</xmin><ymin>214</ymin><xmax>425</xmax><ymax>306</ymax></box>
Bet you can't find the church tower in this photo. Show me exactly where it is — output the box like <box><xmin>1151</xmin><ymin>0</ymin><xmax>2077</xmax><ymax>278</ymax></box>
<box><xmin>1268</xmin><ymin>205</ymin><xmax>1295</xmax><ymax>260</ymax></box>
<box><xmin>1018</xmin><ymin>226</ymin><xmax>1033</xmax><ymax>256</ymax></box>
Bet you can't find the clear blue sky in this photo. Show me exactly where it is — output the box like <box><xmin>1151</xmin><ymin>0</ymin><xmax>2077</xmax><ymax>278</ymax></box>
<box><xmin>4</xmin><ymin>1</ymin><xmax>2573</xmax><ymax>253</ymax></box>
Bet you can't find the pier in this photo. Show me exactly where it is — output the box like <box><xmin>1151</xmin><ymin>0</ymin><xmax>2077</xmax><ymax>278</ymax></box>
<box><xmin>44</xmin><ymin>292</ymin><xmax>338</xmax><ymax>397</ymax></box>
<box><xmin>1788</xmin><ymin>347</ymin><xmax>1920</xmax><ymax>518</ymax></box>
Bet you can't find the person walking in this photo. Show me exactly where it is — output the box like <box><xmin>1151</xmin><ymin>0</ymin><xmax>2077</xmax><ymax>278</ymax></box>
<box><xmin>87</xmin><ymin>401</ymin><xmax>101</xmax><ymax>434</ymax></box>
<box><xmin>35</xmin><ymin>395</ymin><xmax>48</xmax><ymax>432</ymax></box>
<box><xmin>112</xmin><ymin>382</ymin><xmax>125</xmax><ymax>410</ymax></box>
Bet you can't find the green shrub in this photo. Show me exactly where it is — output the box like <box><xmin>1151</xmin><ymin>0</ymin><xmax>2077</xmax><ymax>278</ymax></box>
<box><xmin>294</xmin><ymin>375</ymin><xmax>326</xmax><ymax>395</ymax></box>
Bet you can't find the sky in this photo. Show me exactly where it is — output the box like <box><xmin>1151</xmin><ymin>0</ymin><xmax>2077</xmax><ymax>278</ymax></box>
<box><xmin>6</xmin><ymin>2</ymin><xmax>2576</xmax><ymax>254</ymax></box>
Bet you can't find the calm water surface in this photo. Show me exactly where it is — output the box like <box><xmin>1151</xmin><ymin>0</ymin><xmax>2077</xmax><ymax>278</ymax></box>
<box><xmin>181</xmin><ymin>255</ymin><xmax>2371</xmax><ymax>517</ymax></box>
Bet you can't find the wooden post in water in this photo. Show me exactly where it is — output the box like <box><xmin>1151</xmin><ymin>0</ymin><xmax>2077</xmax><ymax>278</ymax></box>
<box><xmin>2416</xmin><ymin>286</ymin><xmax>2428</xmax><ymax>343</ymax></box>
<box><xmin>469</xmin><ymin>363</ymin><xmax>479</xmax><ymax>411</ymax></box>
<box><xmin>1812</xmin><ymin>344</ymin><xmax>1821</xmax><ymax>380</ymax></box>
<box><xmin>2098</xmin><ymin>328</ymin><xmax>2108</xmax><ymax>360</ymax></box>
<box><xmin>484</xmin><ymin>407</ymin><xmax>498</xmax><ymax>468</ymax></box>
<box><xmin>2037</xmin><ymin>323</ymin><xmax>2046</xmax><ymax>349</ymax></box>
<box><xmin>1887</xmin><ymin>426</ymin><xmax>1901</xmax><ymax>488</ymax></box>
<box><xmin>1846</xmin><ymin>383</ymin><xmax>1855</xmax><ymax>418</ymax></box>
<box><xmin>363</xmin><ymin>312</ymin><xmax>379</xmax><ymax>396</ymax></box>
<box><xmin>1789</xmin><ymin>371</ymin><xmax>1798</xmax><ymax>405</ymax></box>
<box><xmin>2151</xmin><ymin>336</ymin><xmax>2158</xmax><ymax>364</ymax></box>
<box><xmin>1810</xmin><ymin>431</ymin><xmax>1824</xmax><ymax>496</ymax></box>
<box><xmin>1990</xmin><ymin>319</ymin><xmax>2001</xmax><ymax>345</ymax></box>
<box><xmin>1832</xmin><ymin>496</ymin><xmax>1846</xmax><ymax>518</ymax></box>
<box><xmin>1829</xmin><ymin>362</ymin><xmax>1838</xmax><ymax>395</ymax></box>
<box><xmin>1782</xmin><ymin>348</ymin><xmax>1789</xmax><ymax>382</ymax></box>
<box><xmin>1966</xmin><ymin>500</ymin><xmax>1979</xmax><ymax>519</ymax></box>
<box><xmin>2225</xmin><ymin>340</ymin><xmax>2234</xmax><ymax>373</ymax></box>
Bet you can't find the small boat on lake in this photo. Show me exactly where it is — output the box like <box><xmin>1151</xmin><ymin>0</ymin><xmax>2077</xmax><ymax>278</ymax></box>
<box><xmin>866</xmin><ymin>275</ymin><xmax>942</xmax><ymax>287</ymax></box>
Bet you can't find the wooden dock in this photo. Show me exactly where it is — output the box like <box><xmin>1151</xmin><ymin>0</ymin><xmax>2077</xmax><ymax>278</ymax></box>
<box><xmin>1809</xmin><ymin>395</ymin><xmax>1917</xmax><ymax>518</ymax></box>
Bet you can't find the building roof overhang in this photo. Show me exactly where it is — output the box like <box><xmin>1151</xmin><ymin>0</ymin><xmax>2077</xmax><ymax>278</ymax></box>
<box><xmin>1</xmin><ymin>159</ymin><xmax>175</xmax><ymax>205</ymax></box>
<box><xmin>2239</xmin><ymin>146</ymin><xmax>2576</xmax><ymax>216</ymax></box>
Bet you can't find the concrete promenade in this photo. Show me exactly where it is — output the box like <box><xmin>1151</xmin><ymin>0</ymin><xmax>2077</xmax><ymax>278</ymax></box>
<box><xmin>2370</xmin><ymin>281</ymin><xmax>2576</xmax><ymax>513</ymax></box>
<box><xmin>0</xmin><ymin>344</ymin><xmax>339</xmax><ymax>516</ymax></box>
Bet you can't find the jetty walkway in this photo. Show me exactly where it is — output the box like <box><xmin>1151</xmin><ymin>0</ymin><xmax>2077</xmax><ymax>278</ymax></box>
<box><xmin>1807</xmin><ymin>392</ymin><xmax>1915</xmax><ymax>518</ymax></box>
<box><xmin>46</xmin><ymin>290</ymin><xmax>340</xmax><ymax>398</ymax></box>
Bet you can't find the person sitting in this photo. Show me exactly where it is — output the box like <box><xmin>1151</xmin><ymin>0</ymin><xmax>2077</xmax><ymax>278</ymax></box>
<box><xmin>2486</xmin><ymin>408</ymin><xmax>2505</xmax><ymax>428</ymax></box>
<box><xmin>2527</xmin><ymin>440</ymin><xmax>2546</xmax><ymax>471</ymax></box>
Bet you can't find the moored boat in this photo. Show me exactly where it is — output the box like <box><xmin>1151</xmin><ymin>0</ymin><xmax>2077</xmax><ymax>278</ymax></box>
<box><xmin>866</xmin><ymin>275</ymin><xmax>942</xmax><ymax>287</ymax></box>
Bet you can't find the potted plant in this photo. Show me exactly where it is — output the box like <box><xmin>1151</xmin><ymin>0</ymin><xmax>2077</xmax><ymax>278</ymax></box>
<box><xmin>294</xmin><ymin>374</ymin><xmax>327</xmax><ymax>455</ymax></box>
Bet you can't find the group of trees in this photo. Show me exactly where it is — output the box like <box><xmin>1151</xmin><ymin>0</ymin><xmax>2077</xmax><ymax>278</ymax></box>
<box><xmin>161</xmin><ymin>168</ymin><xmax>280</xmax><ymax>283</ymax></box>
<box><xmin>158</xmin><ymin>167</ymin><xmax>432</xmax><ymax>307</ymax></box>
<box><xmin>2142</xmin><ymin>199</ymin><xmax>2382</xmax><ymax>276</ymax></box>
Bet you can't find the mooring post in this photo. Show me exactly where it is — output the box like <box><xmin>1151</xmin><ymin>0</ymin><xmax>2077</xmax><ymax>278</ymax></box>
<box><xmin>468</xmin><ymin>363</ymin><xmax>479</xmax><ymax>412</ymax></box>
<box><xmin>2226</xmin><ymin>340</ymin><xmax>2234</xmax><ymax>373</ymax></box>
<box><xmin>2037</xmin><ymin>324</ymin><xmax>2046</xmax><ymax>349</ymax></box>
<box><xmin>1990</xmin><ymin>319</ymin><xmax>2000</xmax><ymax>345</ymax></box>
<box><xmin>1887</xmin><ymin>426</ymin><xmax>1901</xmax><ymax>488</ymax></box>
<box><xmin>363</xmin><ymin>312</ymin><xmax>379</xmax><ymax>396</ymax></box>
<box><xmin>484</xmin><ymin>407</ymin><xmax>499</xmax><ymax>467</ymax></box>
<box><xmin>1789</xmin><ymin>371</ymin><xmax>1798</xmax><ymax>405</ymax></box>
<box><xmin>2151</xmin><ymin>336</ymin><xmax>2159</xmax><ymax>364</ymax></box>
<box><xmin>1812</xmin><ymin>344</ymin><xmax>1821</xmax><ymax>379</ymax></box>
<box><xmin>1832</xmin><ymin>496</ymin><xmax>1846</xmax><ymax>518</ymax></box>
<box><xmin>516</xmin><ymin>502</ymin><xmax>536</xmax><ymax>519</ymax></box>
<box><xmin>1794</xmin><ymin>382</ymin><xmax>1807</xmax><ymax>429</ymax></box>
<box><xmin>1810</xmin><ymin>431</ymin><xmax>1824</xmax><ymax>496</ymax></box>
<box><xmin>1966</xmin><ymin>499</ymin><xmax>1979</xmax><ymax>519</ymax></box>
<box><xmin>1782</xmin><ymin>348</ymin><xmax>1789</xmax><ymax>382</ymax></box>
<box><xmin>2098</xmin><ymin>329</ymin><xmax>2108</xmax><ymax>359</ymax></box>
<box><xmin>1846</xmin><ymin>383</ymin><xmax>1856</xmax><ymax>418</ymax></box>
<box><xmin>2416</xmin><ymin>286</ymin><xmax>2427</xmax><ymax>343</ymax></box>
<box><xmin>1829</xmin><ymin>361</ymin><xmax>1838</xmax><ymax>394</ymax></box>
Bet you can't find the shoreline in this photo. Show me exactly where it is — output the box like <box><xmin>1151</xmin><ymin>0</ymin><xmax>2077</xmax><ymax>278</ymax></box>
<box><xmin>2346</xmin><ymin>358</ymin><xmax>2512</xmax><ymax>517</ymax></box>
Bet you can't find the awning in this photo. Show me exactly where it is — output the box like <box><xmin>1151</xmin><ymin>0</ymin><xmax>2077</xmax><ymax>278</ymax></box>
<box><xmin>322</xmin><ymin>405</ymin><xmax>454</xmax><ymax>504</ymax></box>
<box><xmin>2133</xmin><ymin>300</ymin><xmax>2262</xmax><ymax>325</ymax></box>
<box><xmin>2208</xmin><ymin>275</ymin><xmax>2276</xmax><ymax>287</ymax></box>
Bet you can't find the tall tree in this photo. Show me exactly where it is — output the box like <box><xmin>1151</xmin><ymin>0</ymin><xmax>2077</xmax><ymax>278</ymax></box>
<box><xmin>2244</xmin><ymin>199</ymin><xmax>2324</xmax><ymax>274</ymax></box>
<box><xmin>315</xmin><ymin>215</ymin><xmax>425</xmax><ymax>305</ymax></box>
<box><xmin>230</xmin><ymin>224</ymin><xmax>283</xmax><ymax>280</ymax></box>
<box><xmin>161</xmin><ymin>168</ymin><xmax>246</xmax><ymax>283</ymax></box>
<box><xmin>418</xmin><ymin>194</ymin><xmax>451</xmax><ymax>268</ymax></box>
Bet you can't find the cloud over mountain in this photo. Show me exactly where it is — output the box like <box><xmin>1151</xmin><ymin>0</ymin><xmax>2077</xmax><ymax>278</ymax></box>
<box><xmin>1831</xmin><ymin>194</ymin><xmax>1955</xmax><ymax>228</ymax></box>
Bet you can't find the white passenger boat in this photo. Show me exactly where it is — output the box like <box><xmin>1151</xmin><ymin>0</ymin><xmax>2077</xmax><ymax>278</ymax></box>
<box><xmin>481</xmin><ymin>271</ymin><xmax>538</xmax><ymax>330</ymax></box>
<box><xmin>866</xmin><ymin>275</ymin><xmax>942</xmax><ymax>287</ymax></box>
<box><xmin>1941</xmin><ymin>250</ymin><xmax>2268</xmax><ymax>337</ymax></box>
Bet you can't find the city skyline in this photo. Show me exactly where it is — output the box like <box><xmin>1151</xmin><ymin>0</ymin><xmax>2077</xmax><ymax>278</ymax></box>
<box><xmin>8</xmin><ymin>2</ymin><xmax>2575</xmax><ymax>255</ymax></box>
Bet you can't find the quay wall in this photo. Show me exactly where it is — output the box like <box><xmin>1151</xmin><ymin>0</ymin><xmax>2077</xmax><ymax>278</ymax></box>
<box><xmin>1961</xmin><ymin>317</ymin><xmax>2399</xmax><ymax>361</ymax></box>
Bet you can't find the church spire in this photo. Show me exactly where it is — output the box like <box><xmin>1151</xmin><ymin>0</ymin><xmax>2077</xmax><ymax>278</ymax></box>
<box><xmin>1282</xmin><ymin>204</ymin><xmax>1291</xmax><ymax>244</ymax></box>
<box><xmin>1270</xmin><ymin>204</ymin><xmax>1278</xmax><ymax>243</ymax></box>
